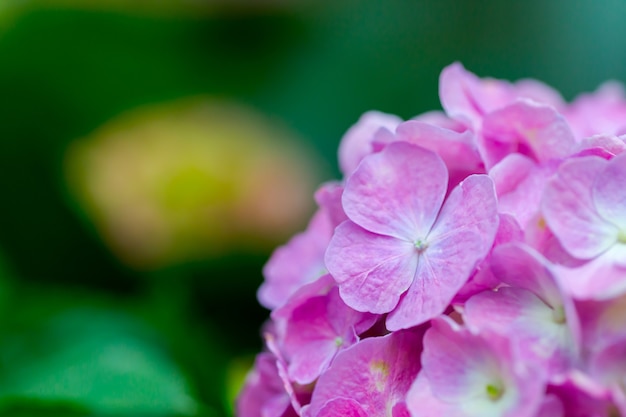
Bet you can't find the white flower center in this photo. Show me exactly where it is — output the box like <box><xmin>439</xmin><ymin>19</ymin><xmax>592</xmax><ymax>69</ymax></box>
<box><xmin>414</xmin><ymin>239</ymin><xmax>429</xmax><ymax>253</ymax></box>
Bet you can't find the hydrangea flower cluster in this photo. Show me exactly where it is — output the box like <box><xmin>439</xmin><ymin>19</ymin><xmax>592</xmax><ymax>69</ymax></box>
<box><xmin>237</xmin><ymin>63</ymin><xmax>626</xmax><ymax>417</ymax></box>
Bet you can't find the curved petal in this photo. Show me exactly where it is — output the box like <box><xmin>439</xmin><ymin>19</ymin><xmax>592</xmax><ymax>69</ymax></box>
<box><xmin>490</xmin><ymin>155</ymin><xmax>556</xmax><ymax>228</ymax></box>
<box><xmin>557</xmin><ymin>245</ymin><xmax>626</xmax><ymax>300</ymax></box>
<box><xmin>314</xmin><ymin>398</ymin><xmax>368</xmax><ymax>417</ymax></box>
<box><xmin>421</xmin><ymin>318</ymin><xmax>545</xmax><ymax>417</ymax></box>
<box><xmin>406</xmin><ymin>373</ymin><xmax>455</xmax><ymax>417</ymax></box>
<box><xmin>439</xmin><ymin>62</ymin><xmax>484</xmax><ymax>129</ymax></box>
<box><xmin>283</xmin><ymin>295</ymin><xmax>345</xmax><ymax>384</ymax></box>
<box><xmin>491</xmin><ymin>243</ymin><xmax>561</xmax><ymax>307</ymax></box>
<box><xmin>325</xmin><ymin>221</ymin><xmax>417</xmax><ymax>314</ymax></box>
<box><xmin>428</xmin><ymin>174</ymin><xmax>499</xmax><ymax>255</ymax></box>
<box><xmin>394</xmin><ymin>120</ymin><xmax>484</xmax><ymax>189</ymax></box>
<box><xmin>305</xmin><ymin>329</ymin><xmax>423</xmax><ymax>417</ymax></box>
<box><xmin>542</xmin><ymin>156</ymin><xmax>618</xmax><ymax>259</ymax></box>
<box><xmin>386</xmin><ymin>175</ymin><xmax>499</xmax><ymax>330</ymax></box>
<box><xmin>439</xmin><ymin>62</ymin><xmax>512</xmax><ymax>130</ymax></box>
<box><xmin>593</xmin><ymin>151</ymin><xmax>626</xmax><ymax>231</ymax></box>
<box><xmin>259</xmin><ymin>207</ymin><xmax>332</xmax><ymax>309</ymax></box>
<box><xmin>386</xmin><ymin>230</ymin><xmax>480</xmax><ymax>331</ymax></box>
<box><xmin>465</xmin><ymin>287</ymin><xmax>576</xmax><ymax>374</ymax></box>
<box><xmin>422</xmin><ymin>318</ymin><xmax>503</xmax><ymax>402</ymax></box>
<box><xmin>338</xmin><ymin>111</ymin><xmax>402</xmax><ymax>177</ymax></box>
<box><xmin>482</xmin><ymin>99</ymin><xmax>576</xmax><ymax>163</ymax></box>
<box><xmin>283</xmin><ymin>287</ymin><xmax>377</xmax><ymax>384</ymax></box>
<box><xmin>342</xmin><ymin>141</ymin><xmax>447</xmax><ymax>240</ymax></box>
<box><xmin>314</xmin><ymin>181</ymin><xmax>348</xmax><ymax>229</ymax></box>
<box><xmin>385</xmin><ymin>257</ymin><xmax>447</xmax><ymax>330</ymax></box>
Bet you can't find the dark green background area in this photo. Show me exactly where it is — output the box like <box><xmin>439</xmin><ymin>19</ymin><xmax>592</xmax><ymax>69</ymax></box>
<box><xmin>0</xmin><ymin>1</ymin><xmax>625</xmax><ymax>416</ymax></box>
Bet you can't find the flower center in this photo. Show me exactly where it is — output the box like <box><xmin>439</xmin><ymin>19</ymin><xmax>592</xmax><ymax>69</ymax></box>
<box><xmin>552</xmin><ymin>305</ymin><xmax>566</xmax><ymax>324</ymax></box>
<box><xmin>618</xmin><ymin>229</ymin><xmax>626</xmax><ymax>244</ymax></box>
<box><xmin>485</xmin><ymin>382</ymin><xmax>504</xmax><ymax>401</ymax></box>
<box><xmin>414</xmin><ymin>239</ymin><xmax>428</xmax><ymax>253</ymax></box>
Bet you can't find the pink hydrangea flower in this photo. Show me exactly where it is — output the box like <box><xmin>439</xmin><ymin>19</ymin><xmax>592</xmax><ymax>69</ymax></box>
<box><xmin>302</xmin><ymin>328</ymin><xmax>423</xmax><ymax>417</ymax></box>
<box><xmin>542</xmin><ymin>152</ymin><xmax>626</xmax><ymax>261</ymax></box>
<box><xmin>280</xmin><ymin>285</ymin><xmax>377</xmax><ymax>384</ymax></box>
<box><xmin>237</xmin><ymin>352</ymin><xmax>299</xmax><ymax>417</ymax></box>
<box><xmin>325</xmin><ymin>141</ymin><xmax>499</xmax><ymax>330</ymax></box>
<box><xmin>407</xmin><ymin>317</ymin><xmax>545</xmax><ymax>417</ymax></box>
<box><xmin>563</xmin><ymin>81</ymin><xmax>626</xmax><ymax>139</ymax></box>
<box><xmin>258</xmin><ymin>203</ymin><xmax>334</xmax><ymax>310</ymax></box>
<box><xmin>239</xmin><ymin>63</ymin><xmax>626</xmax><ymax>417</ymax></box>
<box><xmin>464</xmin><ymin>243</ymin><xmax>581</xmax><ymax>375</ymax></box>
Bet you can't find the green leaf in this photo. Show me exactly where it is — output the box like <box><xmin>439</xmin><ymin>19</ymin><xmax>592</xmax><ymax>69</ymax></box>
<box><xmin>0</xmin><ymin>308</ymin><xmax>199</xmax><ymax>416</ymax></box>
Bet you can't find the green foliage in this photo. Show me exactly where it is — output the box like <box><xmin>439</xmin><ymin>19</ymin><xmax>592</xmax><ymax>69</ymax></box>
<box><xmin>0</xmin><ymin>302</ymin><xmax>196</xmax><ymax>414</ymax></box>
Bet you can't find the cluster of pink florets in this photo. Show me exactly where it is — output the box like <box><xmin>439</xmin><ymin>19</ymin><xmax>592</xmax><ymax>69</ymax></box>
<box><xmin>237</xmin><ymin>63</ymin><xmax>626</xmax><ymax>417</ymax></box>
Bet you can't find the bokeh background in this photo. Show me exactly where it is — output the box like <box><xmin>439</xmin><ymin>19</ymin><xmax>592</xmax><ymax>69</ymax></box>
<box><xmin>0</xmin><ymin>1</ymin><xmax>625</xmax><ymax>416</ymax></box>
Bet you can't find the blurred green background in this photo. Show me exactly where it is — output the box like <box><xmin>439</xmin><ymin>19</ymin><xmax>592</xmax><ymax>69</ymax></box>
<box><xmin>0</xmin><ymin>0</ymin><xmax>625</xmax><ymax>416</ymax></box>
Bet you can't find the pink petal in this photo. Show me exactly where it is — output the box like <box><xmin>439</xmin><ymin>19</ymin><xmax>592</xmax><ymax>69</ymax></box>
<box><xmin>564</xmin><ymin>81</ymin><xmax>626</xmax><ymax>139</ymax></box>
<box><xmin>490</xmin><ymin>153</ymin><xmax>535</xmax><ymax>197</ymax></box>
<box><xmin>588</xmin><ymin>338</ymin><xmax>626</xmax><ymax>387</ymax></box>
<box><xmin>576</xmin><ymin>293</ymin><xmax>626</xmax><ymax>352</ymax></box>
<box><xmin>593</xmin><ymin>151</ymin><xmax>626</xmax><ymax>231</ymax></box>
<box><xmin>406</xmin><ymin>372</ymin><xmax>455</xmax><ymax>417</ymax></box>
<box><xmin>465</xmin><ymin>287</ymin><xmax>577</xmax><ymax>374</ymax></box>
<box><xmin>385</xmin><ymin>248</ymin><xmax>467</xmax><ymax>331</ymax></box>
<box><xmin>490</xmin><ymin>243</ymin><xmax>561</xmax><ymax>307</ymax></box>
<box><xmin>393</xmin><ymin>120</ymin><xmax>484</xmax><ymax>189</ymax></box>
<box><xmin>386</xmin><ymin>175</ymin><xmax>499</xmax><ymax>330</ymax></box>
<box><xmin>575</xmin><ymin>134</ymin><xmax>626</xmax><ymax>158</ymax></box>
<box><xmin>482</xmin><ymin>99</ymin><xmax>576</xmax><ymax>164</ymax></box>
<box><xmin>524</xmin><ymin>213</ymin><xmax>587</xmax><ymax>267</ymax></box>
<box><xmin>283</xmin><ymin>287</ymin><xmax>376</xmax><ymax>384</ymax></box>
<box><xmin>547</xmin><ymin>371</ymin><xmax>616</xmax><ymax>417</ymax></box>
<box><xmin>542</xmin><ymin>156</ymin><xmax>618</xmax><ymax>259</ymax></box>
<box><xmin>342</xmin><ymin>141</ymin><xmax>447</xmax><ymax>240</ymax></box>
<box><xmin>556</xmin><ymin>245</ymin><xmax>626</xmax><ymax>300</ymax></box>
<box><xmin>439</xmin><ymin>62</ymin><xmax>484</xmax><ymax>129</ymax></box>
<box><xmin>439</xmin><ymin>62</ymin><xmax>512</xmax><ymax>130</ymax></box>
<box><xmin>271</xmin><ymin>274</ymin><xmax>335</xmax><ymax>324</ymax></box>
<box><xmin>490</xmin><ymin>155</ymin><xmax>558</xmax><ymax>228</ymax></box>
<box><xmin>534</xmin><ymin>394</ymin><xmax>564</xmax><ymax>417</ymax></box>
<box><xmin>325</xmin><ymin>221</ymin><xmax>416</xmax><ymax>314</ymax></box>
<box><xmin>338</xmin><ymin>111</ymin><xmax>402</xmax><ymax>176</ymax></box>
<box><xmin>265</xmin><ymin>333</ymin><xmax>311</xmax><ymax>415</ymax></box>
<box><xmin>422</xmin><ymin>318</ymin><xmax>505</xmax><ymax>402</ymax></box>
<box><xmin>428</xmin><ymin>174</ymin><xmax>499</xmax><ymax>254</ymax></box>
<box><xmin>314</xmin><ymin>181</ymin><xmax>348</xmax><ymax>229</ymax></box>
<box><xmin>259</xmin><ymin>208</ymin><xmax>332</xmax><ymax>309</ymax></box>
<box><xmin>454</xmin><ymin>213</ymin><xmax>524</xmax><ymax>304</ymax></box>
<box><xmin>513</xmin><ymin>78</ymin><xmax>565</xmax><ymax>110</ymax></box>
<box><xmin>305</xmin><ymin>329</ymin><xmax>423</xmax><ymax>417</ymax></box>
<box><xmin>412</xmin><ymin>110</ymin><xmax>467</xmax><ymax>132</ymax></box>
<box><xmin>236</xmin><ymin>353</ymin><xmax>293</xmax><ymax>417</ymax></box>
<box><xmin>283</xmin><ymin>296</ymin><xmax>349</xmax><ymax>384</ymax></box>
<box><xmin>492</xmin><ymin>244</ymin><xmax>582</xmax><ymax>363</ymax></box>
<box><xmin>313</xmin><ymin>398</ymin><xmax>368</xmax><ymax>417</ymax></box>
<box><xmin>421</xmin><ymin>318</ymin><xmax>546</xmax><ymax>417</ymax></box>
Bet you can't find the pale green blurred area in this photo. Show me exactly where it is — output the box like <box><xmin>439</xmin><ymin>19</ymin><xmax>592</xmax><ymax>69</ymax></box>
<box><xmin>65</xmin><ymin>98</ymin><xmax>321</xmax><ymax>270</ymax></box>
<box><xmin>0</xmin><ymin>0</ymin><xmax>625</xmax><ymax>416</ymax></box>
